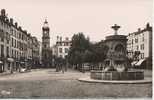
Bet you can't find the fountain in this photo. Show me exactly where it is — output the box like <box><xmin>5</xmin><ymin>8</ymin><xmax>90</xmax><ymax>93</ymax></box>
<box><xmin>91</xmin><ymin>24</ymin><xmax>144</xmax><ymax>80</ymax></box>
<box><xmin>79</xmin><ymin>24</ymin><xmax>151</xmax><ymax>83</ymax></box>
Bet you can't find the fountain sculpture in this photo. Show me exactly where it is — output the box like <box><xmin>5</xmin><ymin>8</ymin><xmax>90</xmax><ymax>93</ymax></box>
<box><xmin>90</xmin><ymin>24</ymin><xmax>144</xmax><ymax>80</ymax></box>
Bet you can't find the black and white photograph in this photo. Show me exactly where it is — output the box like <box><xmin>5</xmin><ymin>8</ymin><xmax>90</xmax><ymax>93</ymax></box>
<box><xmin>0</xmin><ymin>0</ymin><xmax>152</xmax><ymax>99</ymax></box>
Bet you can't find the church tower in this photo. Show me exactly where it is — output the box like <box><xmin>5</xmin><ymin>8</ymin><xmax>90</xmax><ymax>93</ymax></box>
<box><xmin>42</xmin><ymin>19</ymin><xmax>51</xmax><ymax>67</ymax></box>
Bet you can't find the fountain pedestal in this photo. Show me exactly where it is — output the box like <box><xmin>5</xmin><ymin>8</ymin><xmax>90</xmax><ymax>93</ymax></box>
<box><xmin>91</xmin><ymin>70</ymin><xmax>144</xmax><ymax>80</ymax></box>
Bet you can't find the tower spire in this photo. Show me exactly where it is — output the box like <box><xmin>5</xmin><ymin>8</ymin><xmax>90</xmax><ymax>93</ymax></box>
<box><xmin>44</xmin><ymin>18</ymin><xmax>48</xmax><ymax>24</ymax></box>
<box><xmin>42</xmin><ymin>18</ymin><xmax>49</xmax><ymax>29</ymax></box>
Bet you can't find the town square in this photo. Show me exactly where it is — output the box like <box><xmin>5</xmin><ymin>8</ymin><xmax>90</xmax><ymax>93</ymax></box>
<box><xmin>0</xmin><ymin>0</ymin><xmax>152</xmax><ymax>99</ymax></box>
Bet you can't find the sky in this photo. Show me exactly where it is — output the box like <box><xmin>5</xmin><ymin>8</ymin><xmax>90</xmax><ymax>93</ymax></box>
<box><xmin>0</xmin><ymin>0</ymin><xmax>152</xmax><ymax>46</ymax></box>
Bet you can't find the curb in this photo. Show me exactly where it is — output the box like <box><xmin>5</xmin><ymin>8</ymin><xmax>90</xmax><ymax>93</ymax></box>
<box><xmin>78</xmin><ymin>77</ymin><xmax>152</xmax><ymax>84</ymax></box>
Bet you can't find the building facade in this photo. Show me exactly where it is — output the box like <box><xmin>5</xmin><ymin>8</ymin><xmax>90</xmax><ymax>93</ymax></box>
<box><xmin>0</xmin><ymin>9</ymin><xmax>38</xmax><ymax>73</ymax></box>
<box><xmin>42</xmin><ymin>19</ymin><xmax>52</xmax><ymax>67</ymax></box>
<box><xmin>53</xmin><ymin>36</ymin><xmax>71</xmax><ymax>59</ymax></box>
<box><xmin>38</xmin><ymin>41</ymin><xmax>42</xmax><ymax>65</ymax></box>
<box><xmin>127</xmin><ymin>23</ymin><xmax>152</xmax><ymax>69</ymax></box>
<box><xmin>32</xmin><ymin>36</ymin><xmax>41</xmax><ymax>68</ymax></box>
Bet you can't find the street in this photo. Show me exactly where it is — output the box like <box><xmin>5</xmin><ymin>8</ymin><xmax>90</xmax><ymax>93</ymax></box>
<box><xmin>0</xmin><ymin>68</ymin><xmax>152</xmax><ymax>99</ymax></box>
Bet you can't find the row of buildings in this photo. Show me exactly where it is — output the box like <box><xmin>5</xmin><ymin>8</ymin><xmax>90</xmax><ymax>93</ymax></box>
<box><xmin>0</xmin><ymin>8</ymin><xmax>152</xmax><ymax>72</ymax></box>
<box><xmin>0</xmin><ymin>9</ymin><xmax>41</xmax><ymax>73</ymax></box>
<box><xmin>0</xmin><ymin>8</ymin><xmax>71</xmax><ymax>72</ymax></box>
<box><xmin>51</xmin><ymin>23</ymin><xmax>152</xmax><ymax>69</ymax></box>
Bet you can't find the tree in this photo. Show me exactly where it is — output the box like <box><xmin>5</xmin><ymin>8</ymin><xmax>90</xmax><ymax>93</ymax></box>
<box><xmin>68</xmin><ymin>33</ymin><xmax>108</xmax><ymax>71</ymax></box>
<box><xmin>68</xmin><ymin>32</ymin><xmax>91</xmax><ymax>69</ymax></box>
<box><xmin>90</xmin><ymin>41</ymin><xmax>108</xmax><ymax>63</ymax></box>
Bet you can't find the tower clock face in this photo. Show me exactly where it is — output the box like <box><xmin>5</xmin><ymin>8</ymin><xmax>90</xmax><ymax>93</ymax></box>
<box><xmin>44</xmin><ymin>31</ymin><xmax>49</xmax><ymax>36</ymax></box>
<box><xmin>44</xmin><ymin>31</ymin><xmax>47</xmax><ymax>35</ymax></box>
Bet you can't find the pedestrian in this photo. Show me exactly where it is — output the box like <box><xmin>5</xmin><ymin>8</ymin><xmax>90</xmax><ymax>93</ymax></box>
<box><xmin>55</xmin><ymin>63</ymin><xmax>58</xmax><ymax>72</ymax></box>
<box><xmin>62</xmin><ymin>65</ymin><xmax>65</xmax><ymax>74</ymax></box>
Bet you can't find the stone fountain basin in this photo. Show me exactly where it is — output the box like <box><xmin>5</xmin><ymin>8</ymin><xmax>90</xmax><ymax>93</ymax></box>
<box><xmin>90</xmin><ymin>70</ymin><xmax>144</xmax><ymax>80</ymax></box>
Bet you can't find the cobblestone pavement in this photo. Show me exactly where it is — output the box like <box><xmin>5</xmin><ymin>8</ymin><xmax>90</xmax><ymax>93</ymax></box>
<box><xmin>0</xmin><ymin>68</ymin><xmax>152</xmax><ymax>99</ymax></box>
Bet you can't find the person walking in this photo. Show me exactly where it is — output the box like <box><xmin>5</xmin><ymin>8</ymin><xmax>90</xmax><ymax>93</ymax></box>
<box><xmin>62</xmin><ymin>64</ymin><xmax>65</xmax><ymax>74</ymax></box>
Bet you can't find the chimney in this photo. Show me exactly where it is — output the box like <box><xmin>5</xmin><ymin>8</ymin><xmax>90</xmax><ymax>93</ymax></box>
<box><xmin>10</xmin><ymin>18</ymin><xmax>13</xmax><ymax>25</ymax></box>
<box><xmin>18</xmin><ymin>26</ymin><xmax>22</xmax><ymax>31</ymax></box>
<box><xmin>138</xmin><ymin>28</ymin><xmax>141</xmax><ymax>32</ymax></box>
<box><xmin>15</xmin><ymin>22</ymin><xmax>18</xmax><ymax>27</ymax></box>
<box><xmin>1</xmin><ymin>9</ymin><xmax>6</xmax><ymax>17</ymax></box>
<box><xmin>146</xmin><ymin>23</ymin><xmax>150</xmax><ymax>29</ymax></box>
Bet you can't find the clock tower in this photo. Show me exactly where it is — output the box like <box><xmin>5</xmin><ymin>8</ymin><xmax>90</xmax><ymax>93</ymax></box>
<box><xmin>42</xmin><ymin>19</ymin><xmax>51</xmax><ymax>67</ymax></box>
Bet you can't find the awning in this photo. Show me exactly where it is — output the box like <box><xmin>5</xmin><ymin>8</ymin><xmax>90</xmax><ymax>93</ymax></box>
<box><xmin>131</xmin><ymin>61</ymin><xmax>138</xmax><ymax>66</ymax></box>
<box><xmin>135</xmin><ymin>59</ymin><xmax>146</xmax><ymax>66</ymax></box>
<box><xmin>7</xmin><ymin>58</ymin><xmax>14</xmax><ymax>62</ymax></box>
<box><xmin>0</xmin><ymin>61</ymin><xmax>3</xmax><ymax>64</ymax></box>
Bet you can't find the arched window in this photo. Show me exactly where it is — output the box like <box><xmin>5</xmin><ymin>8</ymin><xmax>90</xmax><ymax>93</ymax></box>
<box><xmin>115</xmin><ymin>44</ymin><xmax>125</xmax><ymax>53</ymax></box>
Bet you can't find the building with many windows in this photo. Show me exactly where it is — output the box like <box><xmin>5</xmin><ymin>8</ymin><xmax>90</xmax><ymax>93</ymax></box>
<box><xmin>52</xmin><ymin>36</ymin><xmax>71</xmax><ymax>59</ymax></box>
<box><xmin>127</xmin><ymin>23</ymin><xmax>152</xmax><ymax>69</ymax></box>
<box><xmin>0</xmin><ymin>9</ymin><xmax>39</xmax><ymax>73</ymax></box>
<box><xmin>32</xmin><ymin>36</ymin><xmax>41</xmax><ymax>68</ymax></box>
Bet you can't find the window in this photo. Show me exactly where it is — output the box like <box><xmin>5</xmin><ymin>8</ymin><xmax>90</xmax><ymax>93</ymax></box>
<box><xmin>59</xmin><ymin>48</ymin><xmax>62</xmax><ymax>53</ymax></box>
<box><xmin>15</xmin><ymin>51</ymin><xmax>17</xmax><ymax>58</ymax></box>
<box><xmin>60</xmin><ymin>55</ymin><xmax>62</xmax><ymax>58</ymax></box>
<box><xmin>136</xmin><ymin>45</ymin><xmax>139</xmax><ymax>50</ymax></box>
<box><xmin>1</xmin><ymin>45</ymin><xmax>4</xmax><ymax>57</ymax></box>
<box><xmin>65</xmin><ymin>55</ymin><xmax>67</xmax><ymax>58</ymax></box>
<box><xmin>7</xmin><ymin>39</ymin><xmax>9</xmax><ymax>44</ymax></box>
<box><xmin>135</xmin><ymin>38</ymin><xmax>138</xmax><ymax>43</ymax></box>
<box><xmin>142</xmin><ymin>53</ymin><xmax>144</xmax><ymax>58</ymax></box>
<box><xmin>12</xmin><ymin>50</ymin><xmax>13</xmax><ymax>57</ymax></box>
<box><xmin>142</xmin><ymin>37</ymin><xmax>144</xmax><ymax>42</ymax></box>
<box><xmin>44</xmin><ymin>45</ymin><xmax>46</xmax><ymax>48</ymax></box>
<box><xmin>1</xmin><ymin>34</ymin><xmax>4</xmax><ymax>42</ymax></box>
<box><xmin>65</xmin><ymin>48</ymin><xmax>68</xmax><ymax>53</ymax></box>
<box><xmin>6</xmin><ymin>47</ymin><xmax>9</xmax><ymax>57</ymax></box>
<box><xmin>15</xmin><ymin>39</ymin><xmax>16</xmax><ymax>48</ymax></box>
<box><xmin>12</xmin><ymin>38</ymin><xmax>13</xmax><ymax>47</ymax></box>
<box><xmin>140</xmin><ymin>44</ymin><xmax>144</xmax><ymax>50</ymax></box>
<box><xmin>59</xmin><ymin>42</ymin><xmax>62</xmax><ymax>46</ymax></box>
<box><xmin>66</xmin><ymin>42</ymin><xmax>69</xmax><ymax>46</ymax></box>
